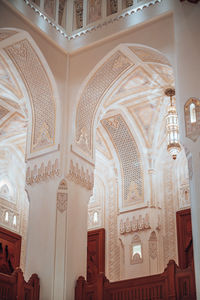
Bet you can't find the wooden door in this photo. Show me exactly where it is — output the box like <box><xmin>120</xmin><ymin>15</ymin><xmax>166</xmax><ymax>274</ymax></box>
<box><xmin>0</xmin><ymin>227</ymin><xmax>21</xmax><ymax>274</ymax></box>
<box><xmin>176</xmin><ymin>209</ymin><xmax>193</xmax><ymax>269</ymax></box>
<box><xmin>87</xmin><ymin>228</ymin><xmax>105</xmax><ymax>282</ymax></box>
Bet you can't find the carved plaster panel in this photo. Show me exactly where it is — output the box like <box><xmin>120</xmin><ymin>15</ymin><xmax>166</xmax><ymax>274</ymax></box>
<box><xmin>149</xmin><ymin>231</ymin><xmax>157</xmax><ymax>259</ymax></box>
<box><xmin>5</xmin><ymin>39</ymin><xmax>56</xmax><ymax>153</ymax></box>
<box><xmin>102</xmin><ymin>114</ymin><xmax>143</xmax><ymax>207</ymax></box>
<box><xmin>44</xmin><ymin>0</ymin><xmax>56</xmax><ymax>19</ymax></box>
<box><xmin>129</xmin><ymin>46</ymin><xmax>171</xmax><ymax>66</ymax></box>
<box><xmin>108</xmin><ymin>0</ymin><xmax>118</xmax><ymax>15</ymax></box>
<box><xmin>67</xmin><ymin>159</ymin><xmax>94</xmax><ymax>190</ymax></box>
<box><xmin>76</xmin><ymin>51</ymin><xmax>133</xmax><ymax>157</ymax></box>
<box><xmin>119</xmin><ymin>214</ymin><xmax>151</xmax><ymax>234</ymax></box>
<box><xmin>74</xmin><ymin>0</ymin><xmax>84</xmax><ymax>29</ymax></box>
<box><xmin>26</xmin><ymin>159</ymin><xmax>60</xmax><ymax>185</ymax></box>
<box><xmin>25</xmin><ymin>0</ymin><xmax>162</xmax><ymax>39</ymax></box>
<box><xmin>57</xmin><ymin>179</ymin><xmax>68</xmax><ymax>213</ymax></box>
<box><xmin>184</xmin><ymin>98</ymin><xmax>200</xmax><ymax>142</ymax></box>
<box><xmin>106</xmin><ymin>177</ymin><xmax>120</xmax><ymax>281</ymax></box>
<box><xmin>163</xmin><ymin>166</ymin><xmax>177</xmax><ymax>265</ymax></box>
<box><xmin>87</xmin><ymin>0</ymin><xmax>102</xmax><ymax>24</ymax></box>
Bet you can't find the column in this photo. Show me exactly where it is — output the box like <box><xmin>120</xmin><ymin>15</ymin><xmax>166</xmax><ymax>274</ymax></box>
<box><xmin>25</xmin><ymin>178</ymin><xmax>60</xmax><ymax>300</ymax></box>
<box><xmin>172</xmin><ymin>2</ymin><xmax>200</xmax><ymax>298</ymax></box>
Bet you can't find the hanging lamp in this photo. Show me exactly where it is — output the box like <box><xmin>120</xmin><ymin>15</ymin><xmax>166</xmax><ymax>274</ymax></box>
<box><xmin>165</xmin><ymin>88</ymin><xmax>181</xmax><ymax>160</ymax></box>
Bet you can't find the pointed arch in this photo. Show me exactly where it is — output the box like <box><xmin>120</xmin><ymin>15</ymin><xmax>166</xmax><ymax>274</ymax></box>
<box><xmin>0</xmin><ymin>28</ymin><xmax>61</xmax><ymax>159</ymax></box>
<box><xmin>74</xmin><ymin>43</ymin><xmax>171</xmax><ymax>161</ymax></box>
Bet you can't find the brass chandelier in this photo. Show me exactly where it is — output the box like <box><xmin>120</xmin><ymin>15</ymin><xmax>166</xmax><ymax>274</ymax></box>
<box><xmin>165</xmin><ymin>88</ymin><xmax>181</xmax><ymax>160</ymax></box>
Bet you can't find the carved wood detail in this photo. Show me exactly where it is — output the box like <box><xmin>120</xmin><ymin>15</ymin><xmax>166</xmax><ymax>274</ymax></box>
<box><xmin>87</xmin><ymin>228</ymin><xmax>105</xmax><ymax>282</ymax></box>
<box><xmin>0</xmin><ymin>268</ymin><xmax>40</xmax><ymax>300</ymax></box>
<box><xmin>0</xmin><ymin>227</ymin><xmax>39</xmax><ymax>300</ymax></box>
<box><xmin>0</xmin><ymin>226</ymin><xmax>21</xmax><ymax>274</ymax></box>
<box><xmin>176</xmin><ymin>208</ymin><xmax>194</xmax><ymax>269</ymax></box>
<box><xmin>75</xmin><ymin>260</ymin><xmax>196</xmax><ymax>300</ymax></box>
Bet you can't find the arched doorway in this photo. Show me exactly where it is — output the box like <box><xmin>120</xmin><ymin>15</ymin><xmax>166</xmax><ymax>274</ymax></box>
<box><xmin>73</xmin><ymin>44</ymin><xmax>191</xmax><ymax>280</ymax></box>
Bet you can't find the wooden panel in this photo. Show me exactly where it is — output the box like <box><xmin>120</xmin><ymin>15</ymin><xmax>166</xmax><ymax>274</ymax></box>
<box><xmin>176</xmin><ymin>209</ymin><xmax>193</xmax><ymax>269</ymax></box>
<box><xmin>0</xmin><ymin>268</ymin><xmax>40</xmax><ymax>300</ymax></box>
<box><xmin>76</xmin><ymin>260</ymin><xmax>196</xmax><ymax>300</ymax></box>
<box><xmin>0</xmin><ymin>227</ymin><xmax>21</xmax><ymax>274</ymax></box>
<box><xmin>87</xmin><ymin>228</ymin><xmax>105</xmax><ymax>282</ymax></box>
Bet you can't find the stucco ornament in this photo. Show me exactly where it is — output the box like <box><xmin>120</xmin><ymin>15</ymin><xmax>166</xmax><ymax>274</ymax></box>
<box><xmin>57</xmin><ymin>179</ymin><xmax>68</xmax><ymax>213</ymax></box>
<box><xmin>184</xmin><ymin>98</ymin><xmax>200</xmax><ymax>142</ymax></box>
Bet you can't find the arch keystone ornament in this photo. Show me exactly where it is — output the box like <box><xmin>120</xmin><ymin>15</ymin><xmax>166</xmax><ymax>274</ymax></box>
<box><xmin>184</xmin><ymin>98</ymin><xmax>200</xmax><ymax>142</ymax></box>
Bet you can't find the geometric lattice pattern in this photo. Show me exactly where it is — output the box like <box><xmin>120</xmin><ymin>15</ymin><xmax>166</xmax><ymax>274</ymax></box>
<box><xmin>102</xmin><ymin>114</ymin><xmax>143</xmax><ymax>207</ymax></box>
<box><xmin>129</xmin><ymin>46</ymin><xmax>171</xmax><ymax>66</ymax></box>
<box><xmin>76</xmin><ymin>51</ymin><xmax>132</xmax><ymax>156</ymax></box>
<box><xmin>5</xmin><ymin>39</ymin><xmax>56</xmax><ymax>152</ymax></box>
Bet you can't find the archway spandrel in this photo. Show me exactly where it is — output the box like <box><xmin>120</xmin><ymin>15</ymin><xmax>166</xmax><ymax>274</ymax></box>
<box><xmin>101</xmin><ymin>114</ymin><xmax>144</xmax><ymax>207</ymax></box>
<box><xmin>76</xmin><ymin>51</ymin><xmax>133</xmax><ymax>158</ymax></box>
<box><xmin>129</xmin><ymin>45</ymin><xmax>171</xmax><ymax>66</ymax></box>
<box><xmin>4</xmin><ymin>39</ymin><xmax>56</xmax><ymax>153</ymax></box>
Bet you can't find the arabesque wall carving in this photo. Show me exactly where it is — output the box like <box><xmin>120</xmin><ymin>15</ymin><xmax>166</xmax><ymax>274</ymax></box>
<box><xmin>76</xmin><ymin>51</ymin><xmax>133</xmax><ymax>157</ymax></box>
<box><xmin>184</xmin><ymin>97</ymin><xmax>200</xmax><ymax>142</ymax></box>
<box><xmin>163</xmin><ymin>166</ymin><xmax>177</xmax><ymax>265</ymax></box>
<box><xmin>26</xmin><ymin>159</ymin><xmax>60</xmax><ymax>185</ymax></box>
<box><xmin>5</xmin><ymin>39</ymin><xmax>56</xmax><ymax>153</ymax></box>
<box><xmin>102</xmin><ymin>114</ymin><xmax>143</xmax><ymax>207</ymax></box>
<box><xmin>57</xmin><ymin>179</ymin><xmax>68</xmax><ymax>213</ymax></box>
<box><xmin>129</xmin><ymin>46</ymin><xmax>171</xmax><ymax>66</ymax></box>
<box><xmin>67</xmin><ymin>159</ymin><xmax>94</xmax><ymax>190</ymax></box>
<box><xmin>106</xmin><ymin>177</ymin><xmax>120</xmax><ymax>281</ymax></box>
<box><xmin>74</xmin><ymin>0</ymin><xmax>83</xmax><ymax>29</ymax></box>
<box><xmin>149</xmin><ymin>231</ymin><xmax>157</xmax><ymax>259</ymax></box>
<box><xmin>119</xmin><ymin>214</ymin><xmax>151</xmax><ymax>234</ymax></box>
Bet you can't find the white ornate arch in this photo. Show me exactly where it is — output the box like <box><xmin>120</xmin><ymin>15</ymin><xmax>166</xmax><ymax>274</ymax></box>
<box><xmin>73</xmin><ymin>43</ymin><xmax>172</xmax><ymax>162</ymax></box>
<box><xmin>0</xmin><ymin>28</ymin><xmax>61</xmax><ymax>159</ymax></box>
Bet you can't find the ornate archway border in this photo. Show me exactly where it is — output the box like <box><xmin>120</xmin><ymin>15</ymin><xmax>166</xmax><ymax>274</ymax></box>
<box><xmin>0</xmin><ymin>28</ymin><xmax>61</xmax><ymax>159</ymax></box>
<box><xmin>74</xmin><ymin>44</ymin><xmax>171</xmax><ymax>162</ymax></box>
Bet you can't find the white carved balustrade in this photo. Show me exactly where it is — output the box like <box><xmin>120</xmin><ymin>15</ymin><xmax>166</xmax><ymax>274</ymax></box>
<box><xmin>27</xmin><ymin>0</ymin><xmax>160</xmax><ymax>37</ymax></box>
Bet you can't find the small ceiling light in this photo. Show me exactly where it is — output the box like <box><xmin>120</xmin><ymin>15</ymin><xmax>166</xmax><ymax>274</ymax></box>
<box><xmin>165</xmin><ymin>88</ymin><xmax>181</xmax><ymax>160</ymax></box>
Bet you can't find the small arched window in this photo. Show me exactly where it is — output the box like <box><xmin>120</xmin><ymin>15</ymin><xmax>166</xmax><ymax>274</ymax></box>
<box><xmin>132</xmin><ymin>244</ymin><xmax>142</xmax><ymax>259</ymax></box>
<box><xmin>13</xmin><ymin>215</ymin><xmax>16</xmax><ymax>226</ymax></box>
<box><xmin>190</xmin><ymin>103</ymin><xmax>196</xmax><ymax>123</ymax></box>
<box><xmin>93</xmin><ymin>211</ymin><xmax>98</xmax><ymax>223</ymax></box>
<box><xmin>5</xmin><ymin>212</ymin><xmax>9</xmax><ymax>222</ymax></box>
<box><xmin>130</xmin><ymin>235</ymin><xmax>143</xmax><ymax>264</ymax></box>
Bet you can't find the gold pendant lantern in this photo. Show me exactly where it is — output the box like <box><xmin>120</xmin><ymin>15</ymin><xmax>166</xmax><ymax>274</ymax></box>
<box><xmin>165</xmin><ymin>88</ymin><xmax>181</xmax><ymax>160</ymax></box>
